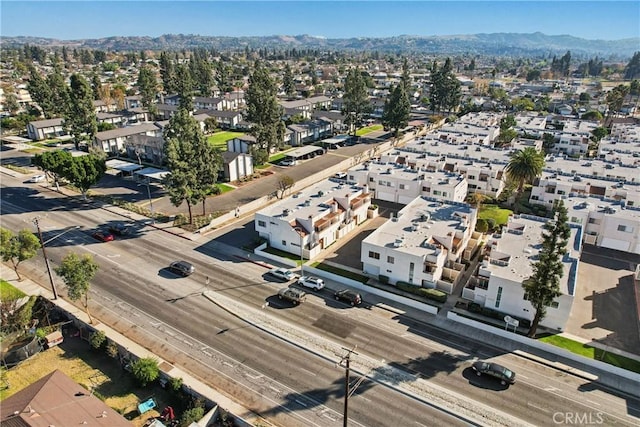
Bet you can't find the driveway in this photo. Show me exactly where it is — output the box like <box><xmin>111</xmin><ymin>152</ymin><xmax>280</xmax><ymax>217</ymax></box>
<box><xmin>565</xmin><ymin>245</ymin><xmax>640</xmax><ymax>355</ymax></box>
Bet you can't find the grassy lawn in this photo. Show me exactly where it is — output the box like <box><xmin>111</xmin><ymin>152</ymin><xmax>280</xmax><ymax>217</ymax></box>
<box><xmin>478</xmin><ymin>204</ymin><xmax>512</xmax><ymax>226</ymax></box>
<box><xmin>0</xmin><ymin>340</ymin><xmax>181</xmax><ymax>426</ymax></box>
<box><xmin>215</xmin><ymin>183</ymin><xmax>234</xmax><ymax>194</ymax></box>
<box><xmin>539</xmin><ymin>335</ymin><xmax>640</xmax><ymax>374</ymax></box>
<box><xmin>310</xmin><ymin>262</ymin><xmax>370</xmax><ymax>284</ymax></box>
<box><xmin>263</xmin><ymin>246</ymin><xmax>303</xmax><ymax>265</ymax></box>
<box><xmin>0</xmin><ymin>279</ymin><xmax>26</xmax><ymax>300</ymax></box>
<box><xmin>356</xmin><ymin>124</ymin><xmax>383</xmax><ymax>136</ymax></box>
<box><xmin>207</xmin><ymin>131</ymin><xmax>244</xmax><ymax>150</ymax></box>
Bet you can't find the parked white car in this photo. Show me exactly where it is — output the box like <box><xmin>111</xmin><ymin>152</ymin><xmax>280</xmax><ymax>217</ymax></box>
<box><xmin>268</xmin><ymin>268</ymin><xmax>297</xmax><ymax>281</ymax></box>
<box><xmin>297</xmin><ymin>276</ymin><xmax>325</xmax><ymax>290</ymax></box>
<box><xmin>27</xmin><ymin>174</ymin><xmax>46</xmax><ymax>183</ymax></box>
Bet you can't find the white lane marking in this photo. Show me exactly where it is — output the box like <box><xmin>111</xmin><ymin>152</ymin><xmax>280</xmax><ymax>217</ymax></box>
<box><xmin>527</xmin><ymin>402</ymin><xmax>549</xmax><ymax>413</ymax></box>
<box><xmin>299</xmin><ymin>367</ymin><xmax>318</xmax><ymax>377</ymax></box>
<box><xmin>586</xmin><ymin>400</ymin><xmax>601</xmax><ymax>406</ymax></box>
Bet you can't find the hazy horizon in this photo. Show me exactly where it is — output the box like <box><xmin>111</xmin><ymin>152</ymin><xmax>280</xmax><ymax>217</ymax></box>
<box><xmin>1</xmin><ymin>1</ymin><xmax>638</xmax><ymax>41</ymax></box>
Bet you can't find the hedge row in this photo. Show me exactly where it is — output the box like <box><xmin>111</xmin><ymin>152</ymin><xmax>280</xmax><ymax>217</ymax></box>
<box><xmin>396</xmin><ymin>281</ymin><xmax>447</xmax><ymax>303</ymax></box>
<box><xmin>468</xmin><ymin>302</ymin><xmax>531</xmax><ymax>328</ymax></box>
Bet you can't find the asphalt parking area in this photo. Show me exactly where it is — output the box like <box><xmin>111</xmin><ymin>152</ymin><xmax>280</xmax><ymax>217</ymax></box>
<box><xmin>565</xmin><ymin>245</ymin><xmax>640</xmax><ymax>355</ymax></box>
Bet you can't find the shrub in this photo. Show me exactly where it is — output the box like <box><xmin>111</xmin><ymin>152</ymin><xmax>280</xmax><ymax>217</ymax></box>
<box><xmin>469</xmin><ymin>302</ymin><xmax>482</xmax><ymax>313</ymax></box>
<box><xmin>169</xmin><ymin>377</ymin><xmax>183</xmax><ymax>393</ymax></box>
<box><xmin>89</xmin><ymin>330</ymin><xmax>107</xmax><ymax>350</ymax></box>
<box><xmin>486</xmin><ymin>218</ymin><xmax>497</xmax><ymax>231</ymax></box>
<box><xmin>396</xmin><ymin>282</ymin><xmax>447</xmax><ymax>303</ymax></box>
<box><xmin>130</xmin><ymin>357</ymin><xmax>160</xmax><ymax>387</ymax></box>
<box><xmin>378</xmin><ymin>275</ymin><xmax>389</xmax><ymax>284</ymax></box>
<box><xmin>475</xmin><ymin>218</ymin><xmax>489</xmax><ymax>233</ymax></box>
<box><xmin>181</xmin><ymin>407</ymin><xmax>205</xmax><ymax>427</ymax></box>
<box><xmin>106</xmin><ymin>340</ymin><xmax>119</xmax><ymax>358</ymax></box>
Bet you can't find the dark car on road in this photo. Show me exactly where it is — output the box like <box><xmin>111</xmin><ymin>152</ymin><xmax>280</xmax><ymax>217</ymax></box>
<box><xmin>277</xmin><ymin>287</ymin><xmax>306</xmax><ymax>305</ymax></box>
<box><xmin>108</xmin><ymin>222</ymin><xmax>131</xmax><ymax>236</ymax></box>
<box><xmin>92</xmin><ymin>230</ymin><xmax>115</xmax><ymax>242</ymax></box>
<box><xmin>334</xmin><ymin>289</ymin><xmax>362</xmax><ymax>306</ymax></box>
<box><xmin>169</xmin><ymin>261</ymin><xmax>195</xmax><ymax>277</ymax></box>
<box><xmin>472</xmin><ymin>360</ymin><xmax>516</xmax><ymax>385</ymax></box>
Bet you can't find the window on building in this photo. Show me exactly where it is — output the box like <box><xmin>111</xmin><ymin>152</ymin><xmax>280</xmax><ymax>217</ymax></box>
<box><xmin>387</xmin><ymin>256</ymin><xmax>394</xmax><ymax>264</ymax></box>
<box><xmin>468</xmin><ymin>175</ymin><xmax>476</xmax><ymax>180</ymax></box>
<box><xmin>588</xmin><ymin>218</ymin><xmax>597</xmax><ymax>224</ymax></box>
<box><xmin>281</xmin><ymin>240</ymin><xmax>287</xmax><ymax>246</ymax></box>
<box><xmin>257</xmin><ymin>220</ymin><xmax>266</xmax><ymax>228</ymax></box>
<box><xmin>549</xmin><ymin>301</ymin><xmax>559</xmax><ymax>309</ymax></box>
<box><xmin>557</xmin><ymin>190</ymin><xmax>566</xmax><ymax>195</ymax></box>
<box><xmin>369</xmin><ymin>177</ymin><xmax>375</xmax><ymax>182</ymax></box>
<box><xmin>495</xmin><ymin>286</ymin><xmax>503</xmax><ymax>308</ymax></box>
<box><xmin>422</xmin><ymin>187</ymin><xmax>430</xmax><ymax>192</ymax></box>
<box><xmin>369</xmin><ymin>251</ymin><xmax>380</xmax><ymax>260</ymax></box>
<box><xmin>617</xmin><ymin>224</ymin><xmax>627</xmax><ymax>232</ymax></box>
<box><xmin>433</xmin><ymin>190</ymin><xmax>442</xmax><ymax>196</ymax></box>
<box><xmin>399</xmin><ymin>184</ymin><xmax>406</xmax><ymax>190</ymax></box>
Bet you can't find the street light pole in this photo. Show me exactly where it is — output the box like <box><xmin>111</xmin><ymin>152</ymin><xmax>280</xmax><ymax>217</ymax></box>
<box><xmin>33</xmin><ymin>217</ymin><xmax>58</xmax><ymax>300</ymax></box>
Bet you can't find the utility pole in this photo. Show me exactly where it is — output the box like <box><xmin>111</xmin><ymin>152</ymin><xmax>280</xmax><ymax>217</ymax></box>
<box><xmin>338</xmin><ymin>345</ymin><xmax>359</xmax><ymax>427</ymax></box>
<box><xmin>33</xmin><ymin>217</ymin><xmax>58</xmax><ymax>300</ymax></box>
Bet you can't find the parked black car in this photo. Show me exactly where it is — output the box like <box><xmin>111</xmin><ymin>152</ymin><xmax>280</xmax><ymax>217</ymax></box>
<box><xmin>334</xmin><ymin>289</ymin><xmax>362</xmax><ymax>306</ymax></box>
<box><xmin>472</xmin><ymin>361</ymin><xmax>516</xmax><ymax>385</ymax></box>
<box><xmin>108</xmin><ymin>222</ymin><xmax>131</xmax><ymax>236</ymax></box>
<box><xmin>169</xmin><ymin>261</ymin><xmax>195</xmax><ymax>277</ymax></box>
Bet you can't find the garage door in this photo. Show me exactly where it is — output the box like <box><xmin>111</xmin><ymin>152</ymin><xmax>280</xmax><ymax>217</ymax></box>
<box><xmin>600</xmin><ymin>237</ymin><xmax>630</xmax><ymax>252</ymax></box>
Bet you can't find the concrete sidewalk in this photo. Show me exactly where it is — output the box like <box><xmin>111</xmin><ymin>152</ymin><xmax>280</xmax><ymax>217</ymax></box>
<box><xmin>0</xmin><ymin>264</ymin><xmax>272</xmax><ymax>427</ymax></box>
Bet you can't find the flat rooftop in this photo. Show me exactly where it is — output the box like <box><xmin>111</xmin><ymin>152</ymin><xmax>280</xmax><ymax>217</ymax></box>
<box><xmin>486</xmin><ymin>214</ymin><xmax>581</xmax><ymax>296</ymax></box>
<box><xmin>258</xmin><ymin>179</ymin><xmax>366</xmax><ymax>219</ymax></box>
<box><xmin>362</xmin><ymin>197</ymin><xmax>475</xmax><ymax>256</ymax></box>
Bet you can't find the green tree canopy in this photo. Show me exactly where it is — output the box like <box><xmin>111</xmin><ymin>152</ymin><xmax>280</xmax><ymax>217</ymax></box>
<box><xmin>130</xmin><ymin>357</ymin><xmax>160</xmax><ymax>387</ymax></box>
<box><xmin>381</xmin><ymin>84</ymin><xmax>411</xmax><ymax>138</ymax></box>
<box><xmin>522</xmin><ymin>200</ymin><xmax>571</xmax><ymax>337</ymax></box>
<box><xmin>137</xmin><ymin>65</ymin><xmax>158</xmax><ymax>109</ymax></box>
<box><xmin>65</xmin><ymin>74</ymin><xmax>98</xmax><ymax>150</ymax></box>
<box><xmin>342</xmin><ymin>67</ymin><xmax>371</xmax><ymax>136</ymax></box>
<box><xmin>32</xmin><ymin>150</ymin><xmax>73</xmax><ymax>190</ymax></box>
<box><xmin>245</xmin><ymin>61</ymin><xmax>283</xmax><ymax>162</ymax></box>
<box><xmin>65</xmin><ymin>155</ymin><xmax>107</xmax><ymax>199</ymax></box>
<box><xmin>283</xmin><ymin>63</ymin><xmax>296</xmax><ymax>97</ymax></box>
<box><xmin>0</xmin><ymin>227</ymin><xmax>41</xmax><ymax>281</ymax></box>
<box><xmin>506</xmin><ymin>147</ymin><xmax>545</xmax><ymax>194</ymax></box>
<box><xmin>54</xmin><ymin>252</ymin><xmax>99</xmax><ymax>323</ymax></box>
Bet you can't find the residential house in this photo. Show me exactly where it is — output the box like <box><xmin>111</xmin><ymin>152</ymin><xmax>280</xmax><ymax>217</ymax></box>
<box><xmin>97</xmin><ymin>111</ymin><xmax>125</xmax><ymax>127</ymax></box>
<box><xmin>227</xmin><ymin>134</ymin><xmax>257</xmax><ymax>154</ymax></box>
<box><xmin>255</xmin><ymin>179</ymin><xmax>372</xmax><ymax>260</ymax></box>
<box><xmin>202</xmin><ymin>110</ymin><xmax>243</xmax><ymax>129</ymax></box>
<box><xmin>93</xmin><ymin>122</ymin><xmax>161</xmax><ymax>154</ymax></box>
<box><xmin>125</xmin><ymin>95</ymin><xmax>142</xmax><ymax>109</ymax></box>
<box><xmin>27</xmin><ymin>118</ymin><xmax>66</xmax><ymax>141</ymax></box>
<box><xmin>361</xmin><ymin>197</ymin><xmax>478</xmax><ymax>292</ymax></box>
<box><xmin>155</xmin><ymin>103</ymin><xmax>180</xmax><ymax>120</ymax></box>
<box><xmin>92</xmin><ymin>99</ymin><xmax>118</xmax><ymax>113</ymax></box>
<box><xmin>0</xmin><ymin>369</ymin><xmax>131</xmax><ymax>427</ymax></box>
<box><xmin>464</xmin><ymin>214</ymin><xmax>582</xmax><ymax>331</ymax></box>
<box><xmin>125</xmin><ymin>134</ymin><xmax>165</xmax><ymax>166</ymax></box>
<box><xmin>287</xmin><ymin>119</ymin><xmax>333</xmax><ymax>146</ymax></box>
<box><xmin>194</xmin><ymin>96</ymin><xmax>226</xmax><ymax>111</ymax></box>
<box><xmin>222</xmin><ymin>151</ymin><xmax>254</xmax><ymax>182</ymax></box>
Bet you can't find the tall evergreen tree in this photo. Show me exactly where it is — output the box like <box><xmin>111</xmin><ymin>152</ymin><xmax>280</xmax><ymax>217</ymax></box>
<box><xmin>65</xmin><ymin>74</ymin><xmax>97</xmax><ymax>150</ymax></box>
<box><xmin>624</xmin><ymin>52</ymin><xmax>640</xmax><ymax>80</ymax></box>
<box><xmin>91</xmin><ymin>73</ymin><xmax>102</xmax><ymax>100</ymax></box>
<box><xmin>245</xmin><ymin>61</ymin><xmax>282</xmax><ymax>164</ymax></box>
<box><xmin>137</xmin><ymin>65</ymin><xmax>158</xmax><ymax>110</ymax></box>
<box><xmin>429</xmin><ymin>58</ymin><xmax>461</xmax><ymax>113</ymax></box>
<box><xmin>47</xmin><ymin>63</ymin><xmax>70</xmax><ymax>118</ymax></box>
<box><xmin>283</xmin><ymin>63</ymin><xmax>296</xmax><ymax>97</ymax></box>
<box><xmin>381</xmin><ymin>85</ymin><xmax>410</xmax><ymax>138</ymax></box>
<box><xmin>163</xmin><ymin>107</ymin><xmax>220</xmax><ymax>222</ymax></box>
<box><xmin>523</xmin><ymin>200</ymin><xmax>571</xmax><ymax>337</ymax></box>
<box><xmin>175</xmin><ymin>63</ymin><xmax>194</xmax><ymax>110</ymax></box>
<box><xmin>159</xmin><ymin>51</ymin><xmax>177</xmax><ymax>94</ymax></box>
<box><xmin>27</xmin><ymin>65</ymin><xmax>53</xmax><ymax>118</ymax></box>
<box><xmin>342</xmin><ymin>67</ymin><xmax>371</xmax><ymax>136</ymax></box>
<box><xmin>401</xmin><ymin>58</ymin><xmax>411</xmax><ymax>94</ymax></box>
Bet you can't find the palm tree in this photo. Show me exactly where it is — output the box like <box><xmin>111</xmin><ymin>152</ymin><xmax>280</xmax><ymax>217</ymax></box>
<box><xmin>505</xmin><ymin>147</ymin><xmax>545</xmax><ymax>202</ymax></box>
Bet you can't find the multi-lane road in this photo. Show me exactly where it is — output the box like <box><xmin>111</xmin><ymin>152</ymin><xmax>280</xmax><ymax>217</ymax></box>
<box><xmin>2</xmin><ymin>172</ymin><xmax>639</xmax><ymax>427</ymax></box>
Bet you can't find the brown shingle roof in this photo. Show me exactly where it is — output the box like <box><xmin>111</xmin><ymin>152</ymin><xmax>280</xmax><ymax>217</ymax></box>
<box><xmin>0</xmin><ymin>370</ymin><xmax>130</xmax><ymax>427</ymax></box>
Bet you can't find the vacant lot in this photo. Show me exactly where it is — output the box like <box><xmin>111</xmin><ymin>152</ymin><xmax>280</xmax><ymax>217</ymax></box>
<box><xmin>0</xmin><ymin>336</ymin><xmax>178</xmax><ymax>427</ymax></box>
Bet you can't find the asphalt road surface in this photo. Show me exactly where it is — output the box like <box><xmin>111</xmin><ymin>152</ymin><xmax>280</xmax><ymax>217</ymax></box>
<box><xmin>2</xmin><ymin>173</ymin><xmax>639</xmax><ymax>427</ymax></box>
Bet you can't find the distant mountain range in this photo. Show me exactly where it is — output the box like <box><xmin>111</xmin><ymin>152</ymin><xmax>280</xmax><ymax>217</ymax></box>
<box><xmin>2</xmin><ymin>32</ymin><xmax>638</xmax><ymax>58</ymax></box>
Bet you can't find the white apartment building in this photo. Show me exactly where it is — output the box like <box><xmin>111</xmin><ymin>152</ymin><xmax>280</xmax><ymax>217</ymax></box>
<box><xmin>464</xmin><ymin>214</ymin><xmax>582</xmax><ymax>331</ymax></box>
<box><xmin>255</xmin><ymin>179</ymin><xmax>372</xmax><ymax>261</ymax></box>
<box><xmin>346</xmin><ymin>160</ymin><xmax>468</xmax><ymax>204</ymax></box>
<box><xmin>362</xmin><ymin>197</ymin><xmax>478</xmax><ymax>292</ymax></box>
<box><xmin>514</xmin><ymin>113</ymin><xmax>547</xmax><ymax>139</ymax></box>
<box><xmin>93</xmin><ymin>123</ymin><xmax>162</xmax><ymax>154</ymax></box>
<box><xmin>549</xmin><ymin>119</ymin><xmax>599</xmax><ymax>156</ymax></box>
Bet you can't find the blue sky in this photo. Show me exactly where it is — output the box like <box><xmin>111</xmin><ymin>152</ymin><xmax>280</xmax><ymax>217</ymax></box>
<box><xmin>2</xmin><ymin>1</ymin><xmax>639</xmax><ymax>40</ymax></box>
